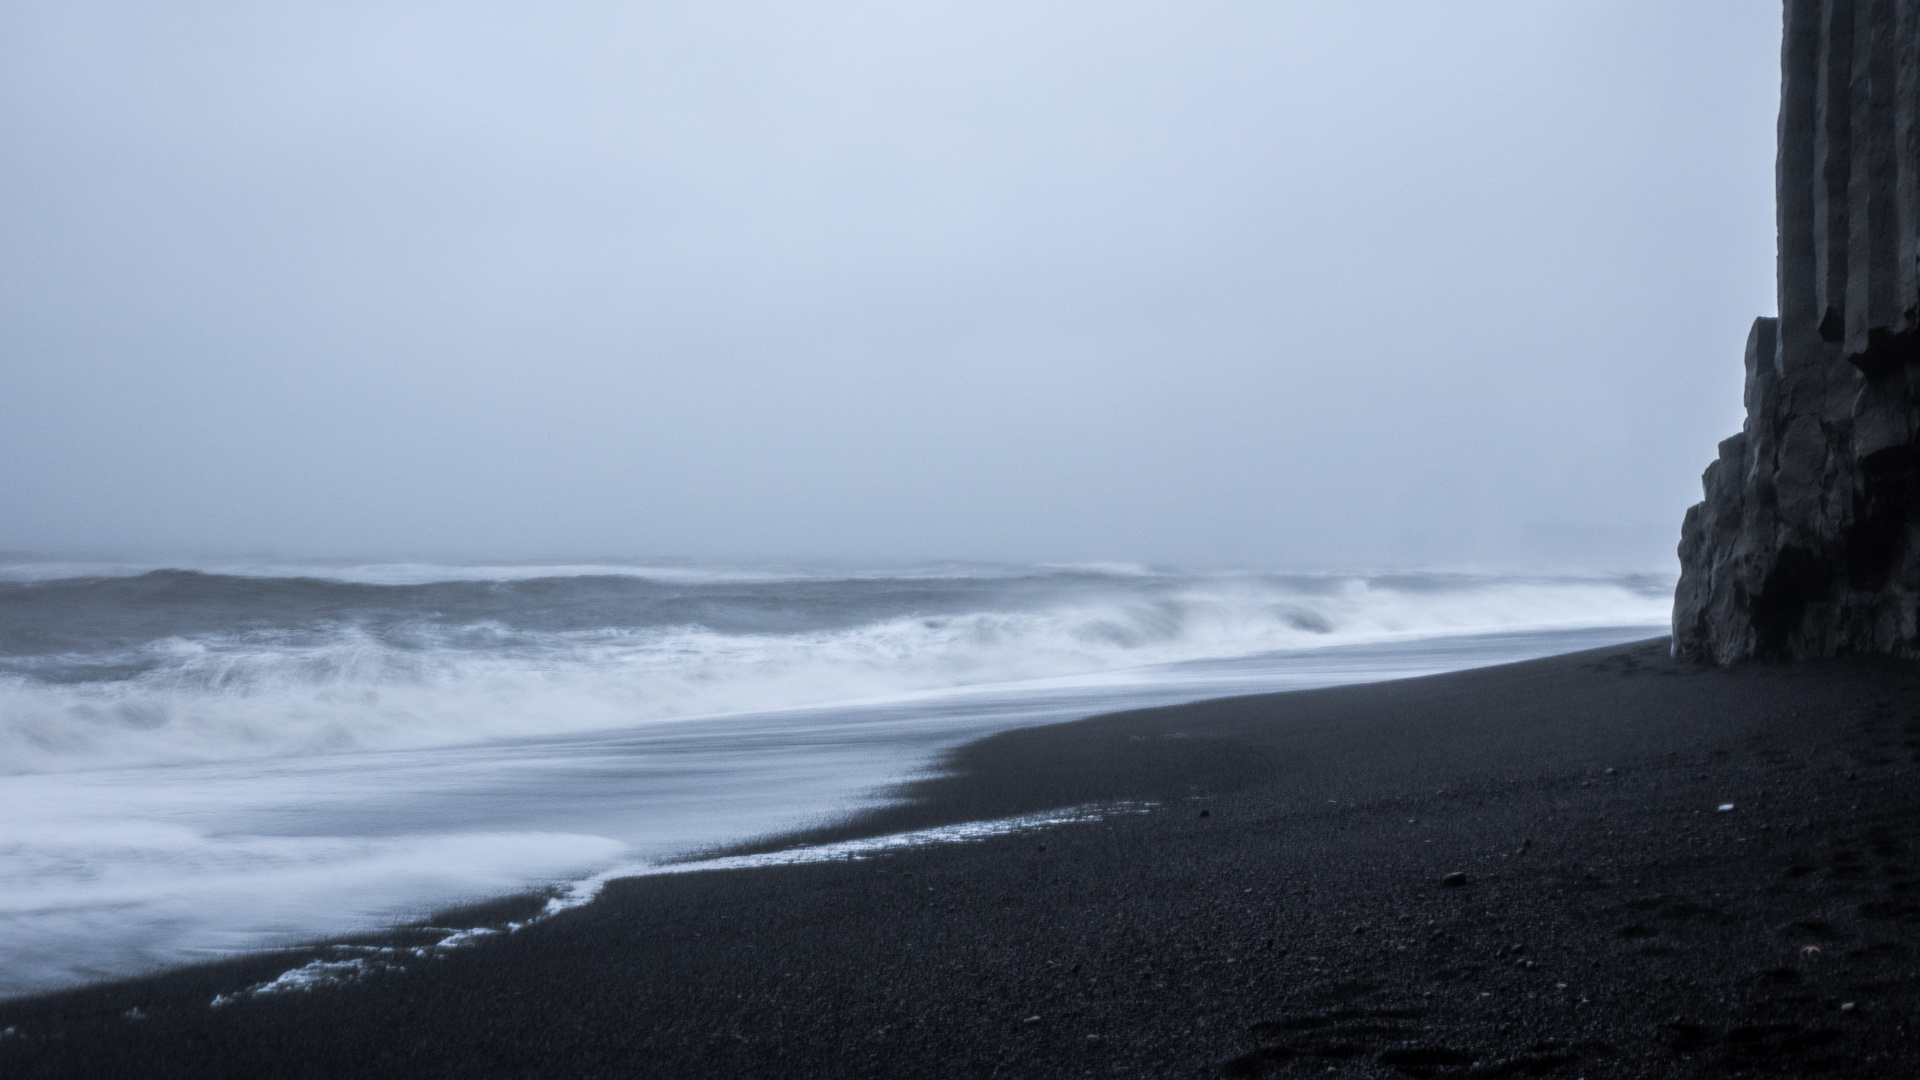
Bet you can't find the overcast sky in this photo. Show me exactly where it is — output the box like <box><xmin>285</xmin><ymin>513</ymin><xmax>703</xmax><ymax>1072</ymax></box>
<box><xmin>0</xmin><ymin>2</ymin><xmax>1778</xmax><ymax>571</ymax></box>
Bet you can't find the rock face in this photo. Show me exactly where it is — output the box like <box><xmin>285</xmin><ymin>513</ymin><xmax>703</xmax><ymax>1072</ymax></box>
<box><xmin>1674</xmin><ymin>0</ymin><xmax>1920</xmax><ymax>662</ymax></box>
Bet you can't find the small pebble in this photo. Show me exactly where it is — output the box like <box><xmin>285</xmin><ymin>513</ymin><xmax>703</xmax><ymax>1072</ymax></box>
<box><xmin>1023</xmin><ymin>1015</ymin><xmax>1041</xmax><ymax>1025</ymax></box>
<box><xmin>1717</xmin><ymin>803</ymin><xmax>1735</xmax><ymax>812</ymax></box>
<box><xmin>1441</xmin><ymin>872</ymin><xmax>1468</xmax><ymax>888</ymax></box>
<box><xmin>1840</xmin><ymin>1001</ymin><xmax>1856</xmax><ymax>1013</ymax></box>
<box><xmin>1198</xmin><ymin>809</ymin><xmax>1210</xmax><ymax>818</ymax></box>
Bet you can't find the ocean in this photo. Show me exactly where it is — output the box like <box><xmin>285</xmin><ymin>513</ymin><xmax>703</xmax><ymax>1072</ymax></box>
<box><xmin>0</xmin><ymin>561</ymin><xmax>1670</xmax><ymax>998</ymax></box>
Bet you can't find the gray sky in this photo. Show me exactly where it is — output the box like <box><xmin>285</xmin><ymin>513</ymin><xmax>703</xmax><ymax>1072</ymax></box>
<box><xmin>0</xmin><ymin>1</ymin><xmax>1777</xmax><ymax>571</ymax></box>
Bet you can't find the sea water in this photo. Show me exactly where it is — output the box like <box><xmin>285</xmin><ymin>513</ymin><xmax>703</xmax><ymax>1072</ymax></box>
<box><xmin>0</xmin><ymin>561</ymin><xmax>1670</xmax><ymax>997</ymax></box>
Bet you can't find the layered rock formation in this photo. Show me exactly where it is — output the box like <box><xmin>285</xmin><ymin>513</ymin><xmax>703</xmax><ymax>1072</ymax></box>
<box><xmin>1674</xmin><ymin>0</ymin><xmax>1920</xmax><ymax>662</ymax></box>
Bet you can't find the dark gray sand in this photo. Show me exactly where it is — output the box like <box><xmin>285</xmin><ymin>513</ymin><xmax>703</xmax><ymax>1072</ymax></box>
<box><xmin>4</xmin><ymin>638</ymin><xmax>1919</xmax><ymax>1077</ymax></box>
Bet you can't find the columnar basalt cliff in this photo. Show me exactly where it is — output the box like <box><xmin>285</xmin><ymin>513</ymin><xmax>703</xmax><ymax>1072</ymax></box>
<box><xmin>1674</xmin><ymin>0</ymin><xmax>1920</xmax><ymax>662</ymax></box>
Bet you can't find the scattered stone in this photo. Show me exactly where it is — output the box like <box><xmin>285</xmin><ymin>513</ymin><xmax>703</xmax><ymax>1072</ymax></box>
<box><xmin>1023</xmin><ymin>1015</ymin><xmax>1041</xmax><ymax>1025</ymax></box>
<box><xmin>1441</xmin><ymin>872</ymin><xmax>1468</xmax><ymax>888</ymax></box>
<box><xmin>1841</xmin><ymin>1002</ymin><xmax>1857</xmax><ymax>1013</ymax></box>
<box><xmin>1198</xmin><ymin>809</ymin><xmax>1210</xmax><ymax>818</ymax></box>
<box><xmin>1718</xmin><ymin>804</ymin><xmax>1735</xmax><ymax>812</ymax></box>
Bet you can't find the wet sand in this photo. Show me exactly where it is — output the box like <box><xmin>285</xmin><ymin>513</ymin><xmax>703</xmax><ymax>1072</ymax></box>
<box><xmin>4</xmin><ymin>637</ymin><xmax>1918</xmax><ymax>1077</ymax></box>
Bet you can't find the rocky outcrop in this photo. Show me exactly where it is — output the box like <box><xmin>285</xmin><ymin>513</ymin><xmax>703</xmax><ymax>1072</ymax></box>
<box><xmin>1675</xmin><ymin>0</ymin><xmax>1920</xmax><ymax>662</ymax></box>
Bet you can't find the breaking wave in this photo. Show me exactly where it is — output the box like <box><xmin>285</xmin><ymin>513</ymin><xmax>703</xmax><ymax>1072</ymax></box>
<box><xmin>0</xmin><ymin>565</ymin><xmax>1670</xmax><ymax>773</ymax></box>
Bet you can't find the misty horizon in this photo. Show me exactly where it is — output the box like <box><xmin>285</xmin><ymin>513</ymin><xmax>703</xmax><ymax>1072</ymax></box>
<box><xmin>2</xmin><ymin>2</ymin><xmax>1777</xmax><ymax>572</ymax></box>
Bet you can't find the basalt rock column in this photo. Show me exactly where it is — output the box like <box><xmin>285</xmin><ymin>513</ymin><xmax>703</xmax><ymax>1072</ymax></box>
<box><xmin>1674</xmin><ymin>0</ymin><xmax>1920</xmax><ymax>661</ymax></box>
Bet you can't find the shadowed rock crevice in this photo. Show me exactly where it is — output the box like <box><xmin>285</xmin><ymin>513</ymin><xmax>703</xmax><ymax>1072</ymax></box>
<box><xmin>1675</xmin><ymin>0</ymin><xmax>1920</xmax><ymax>662</ymax></box>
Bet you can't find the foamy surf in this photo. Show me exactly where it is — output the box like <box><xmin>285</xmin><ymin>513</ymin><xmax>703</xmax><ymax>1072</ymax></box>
<box><xmin>207</xmin><ymin>802</ymin><xmax>1156</xmax><ymax>1008</ymax></box>
<box><xmin>0</xmin><ymin>562</ymin><xmax>1670</xmax><ymax>998</ymax></box>
<box><xmin>0</xmin><ymin>566</ymin><xmax>1668</xmax><ymax>774</ymax></box>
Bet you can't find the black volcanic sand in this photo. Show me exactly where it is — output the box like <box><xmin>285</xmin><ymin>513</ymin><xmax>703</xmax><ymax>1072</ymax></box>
<box><xmin>5</xmin><ymin>638</ymin><xmax>1920</xmax><ymax>1078</ymax></box>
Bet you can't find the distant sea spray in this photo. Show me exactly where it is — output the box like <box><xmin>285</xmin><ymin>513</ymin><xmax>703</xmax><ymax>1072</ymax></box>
<box><xmin>0</xmin><ymin>563</ymin><xmax>1670</xmax><ymax>775</ymax></box>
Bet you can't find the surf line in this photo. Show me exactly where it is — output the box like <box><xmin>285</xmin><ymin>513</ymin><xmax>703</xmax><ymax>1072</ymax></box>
<box><xmin>207</xmin><ymin>802</ymin><xmax>1157</xmax><ymax>1008</ymax></box>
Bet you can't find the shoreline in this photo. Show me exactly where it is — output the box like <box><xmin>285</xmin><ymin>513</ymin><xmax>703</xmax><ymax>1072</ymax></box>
<box><xmin>0</xmin><ymin>621</ymin><xmax>1663</xmax><ymax>1001</ymax></box>
<box><xmin>5</xmin><ymin>637</ymin><xmax>1920</xmax><ymax>1077</ymax></box>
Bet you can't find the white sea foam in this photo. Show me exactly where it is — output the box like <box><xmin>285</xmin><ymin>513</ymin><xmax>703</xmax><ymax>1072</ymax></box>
<box><xmin>0</xmin><ymin>575</ymin><xmax>1666</xmax><ymax>774</ymax></box>
<box><xmin>553</xmin><ymin>802</ymin><xmax>1152</xmax><ymax>907</ymax></box>
<box><xmin>207</xmin><ymin>803</ymin><xmax>1151</xmax><ymax>1007</ymax></box>
<box><xmin>0</xmin><ymin>562</ymin><xmax>1672</xmax><ymax>999</ymax></box>
<box><xmin>0</xmin><ymin>621</ymin><xmax>1663</xmax><ymax>999</ymax></box>
<box><xmin>0</xmin><ymin>805</ymin><xmax>625</xmax><ymax>996</ymax></box>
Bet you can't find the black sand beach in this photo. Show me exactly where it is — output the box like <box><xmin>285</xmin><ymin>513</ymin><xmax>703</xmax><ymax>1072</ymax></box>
<box><xmin>4</xmin><ymin>637</ymin><xmax>1918</xmax><ymax>1078</ymax></box>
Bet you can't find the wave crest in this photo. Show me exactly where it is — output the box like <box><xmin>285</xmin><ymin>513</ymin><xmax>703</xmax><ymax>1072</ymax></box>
<box><xmin>0</xmin><ymin>572</ymin><xmax>1669</xmax><ymax>773</ymax></box>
